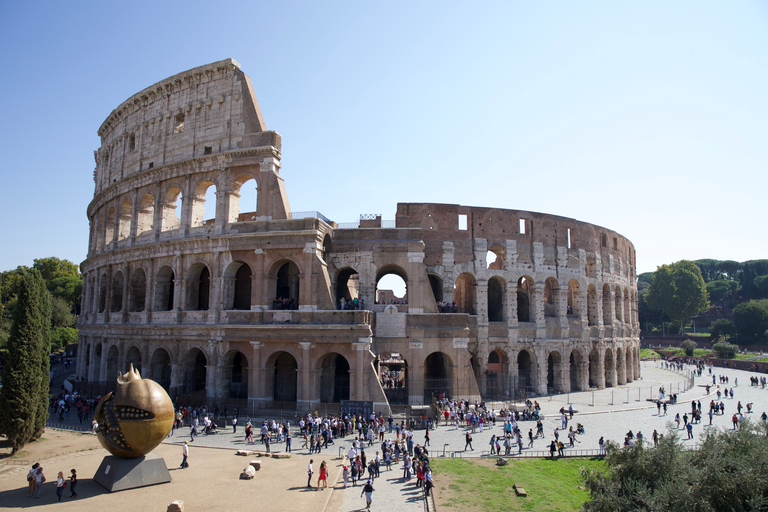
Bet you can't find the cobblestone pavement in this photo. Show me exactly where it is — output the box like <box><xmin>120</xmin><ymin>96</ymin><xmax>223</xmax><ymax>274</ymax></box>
<box><xmin>47</xmin><ymin>361</ymin><xmax>768</xmax><ymax>511</ymax></box>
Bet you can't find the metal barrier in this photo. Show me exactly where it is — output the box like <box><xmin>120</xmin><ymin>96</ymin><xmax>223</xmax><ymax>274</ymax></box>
<box><xmin>45</xmin><ymin>420</ymin><xmax>93</xmax><ymax>433</ymax></box>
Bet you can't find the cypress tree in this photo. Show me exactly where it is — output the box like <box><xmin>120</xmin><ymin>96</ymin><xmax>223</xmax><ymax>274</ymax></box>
<box><xmin>0</xmin><ymin>270</ymin><xmax>51</xmax><ymax>453</ymax></box>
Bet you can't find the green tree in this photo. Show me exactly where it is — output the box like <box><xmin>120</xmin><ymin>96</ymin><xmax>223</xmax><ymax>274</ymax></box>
<box><xmin>680</xmin><ymin>339</ymin><xmax>697</xmax><ymax>356</ymax></box>
<box><xmin>710</xmin><ymin>318</ymin><xmax>735</xmax><ymax>340</ymax></box>
<box><xmin>732</xmin><ymin>301</ymin><xmax>768</xmax><ymax>343</ymax></box>
<box><xmin>712</xmin><ymin>341</ymin><xmax>738</xmax><ymax>359</ymax></box>
<box><xmin>754</xmin><ymin>275</ymin><xmax>768</xmax><ymax>299</ymax></box>
<box><xmin>0</xmin><ymin>270</ymin><xmax>51</xmax><ymax>453</ymax></box>
<box><xmin>50</xmin><ymin>326</ymin><xmax>78</xmax><ymax>351</ymax></box>
<box><xmin>646</xmin><ymin>260</ymin><xmax>710</xmax><ymax>335</ymax></box>
<box><xmin>32</xmin><ymin>257</ymin><xmax>80</xmax><ymax>282</ymax></box>
<box><xmin>50</xmin><ymin>296</ymin><xmax>75</xmax><ymax>328</ymax></box>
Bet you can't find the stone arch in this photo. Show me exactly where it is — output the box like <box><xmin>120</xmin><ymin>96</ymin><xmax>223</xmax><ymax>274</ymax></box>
<box><xmin>517</xmin><ymin>276</ymin><xmax>533</xmax><ymax>322</ymax></box>
<box><xmin>182</xmin><ymin>347</ymin><xmax>208</xmax><ymax>394</ymax></box>
<box><xmin>379</xmin><ymin>352</ymin><xmax>408</xmax><ymax>405</ymax></box>
<box><xmin>106</xmin><ymin>345</ymin><xmax>119</xmax><ymax>383</ymax></box>
<box><xmin>223</xmin><ymin>261</ymin><xmax>252</xmax><ymax>310</ymax></box>
<box><xmin>319</xmin><ymin>352</ymin><xmax>351</xmax><ymax>403</ymax></box>
<box><xmin>105</xmin><ymin>206</ymin><xmax>116</xmax><ymax>245</ymax></box>
<box><xmin>154</xmin><ymin>265</ymin><xmax>175</xmax><ymax>311</ymax></box>
<box><xmin>623</xmin><ymin>288</ymin><xmax>631</xmax><ymax>325</ymax></box>
<box><xmin>336</xmin><ymin>267</ymin><xmax>360</xmax><ymax>309</ymax></box>
<box><xmin>428</xmin><ymin>273</ymin><xmax>443</xmax><ymax>303</ymax></box>
<box><xmin>150</xmin><ymin>347</ymin><xmax>172</xmax><ymax>391</ymax></box>
<box><xmin>191</xmin><ymin>178</ymin><xmax>216</xmax><ymax>227</ymax></box>
<box><xmin>588</xmin><ymin>347</ymin><xmax>600</xmax><ymax>388</ymax></box>
<box><xmin>110</xmin><ymin>271</ymin><xmax>124</xmax><ymax>312</ymax></box>
<box><xmin>616</xmin><ymin>346</ymin><xmax>626</xmax><ymax>384</ymax></box>
<box><xmin>269</xmin><ymin>260</ymin><xmax>300</xmax><ymax>307</ymax></box>
<box><xmin>125</xmin><ymin>345</ymin><xmax>142</xmax><ymax>374</ymax></box>
<box><xmin>136</xmin><ymin>192</ymin><xmax>155</xmax><ymax>235</ymax></box>
<box><xmin>455</xmin><ymin>273</ymin><xmax>476</xmax><ymax>315</ymax></box>
<box><xmin>376</xmin><ymin>265</ymin><xmax>408</xmax><ymax>304</ymax></box>
<box><xmin>604</xmin><ymin>347</ymin><xmax>616</xmax><ymax>387</ymax></box>
<box><xmin>117</xmin><ymin>198</ymin><xmax>132</xmax><ymax>241</ymax></box>
<box><xmin>486</xmin><ymin>245</ymin><xmax>505</xmax><ymax>270</ymax></box>
<box><xmin>98</xmin><ymin>272</ymin><xmax>108</xmax><ymax>313</ymax></box>
<box><xmin>587</xmin><ymin>284</ymin><xmax>599</xmax><ymax>326</ymax></box>
<box><xmin>547</xmin><ymin>350</ymin><xmax>564</xmax><ymax>392</ymax></box>
<box><xmin>485</xmin><ymin>348</ymin><xmax>508</xmax><ymax>399</ymax></box>
<box><xmin>161</xmin><ymin>185</ymin><xmax>183</xmax><ymax>232</ymax></box>
<box><xmin>567</xmin><ymin>279</ymin><xmax>581</xmax><ymax>317</ymax></box>
<box><xmin>569</xmin><ymin>348</ymin><xmax>585</xmax><ymax>391</ymax></box>
<box><xmin>614</xmin><ymin>286</ymin><xmax>623</xmax><ymax>322</ymax></box>
<box><xmin>228</xmin><ymin>173</ymin><xmax>258</xmax><ymax>222</ymax></box>
<box><xmin>129</xmin><ymin>268</ymin><xmax>147</xmax><ymax>312</ymax></box>
<box><xmin>266</xmin><ymin>350</ymin><xmax>298</xmax><ymax>402</ymax></box>
<box><xmin>223</xmin><ymin>350</ymin><xmax>249</xmax><ymax>399</ymax></box>
<box><xmin>602</xmin><ymin>284</ymin><xmax>612</xmax><ymax>325</ymax></box>
<box><xmin>488</xmin><ymin>276</ymin><xmax>506</xmax><ymax>322</ymax></box>
<box><xmin>424</xmin><ymin>351</ymin><xmax>453</xmax><ymax>402</ymax></box>
<box><xmin>543</xmin><ymin>277</ymin><xmax>559</xmax><ymax>318</ymax></box>
<box><xmin>322</xmin><ymin>234</ymin><xmax>332</xmax><ymax>264</ymax></box>
<box><xmin>517</xmin><ymin>349</ymin><xmax>535</xmax><ymax>392</ymax></box>
<box><xmin>186</xmin><ymin>262</ymin><xmax>211</xmax><ymax>311</ymax></box>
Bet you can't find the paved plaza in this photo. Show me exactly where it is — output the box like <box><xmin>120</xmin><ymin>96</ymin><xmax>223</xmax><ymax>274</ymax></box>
<box><xmin>6</xmin><ymin>361</ymin><xmax>768</xmax><ymax>511</ymax></box>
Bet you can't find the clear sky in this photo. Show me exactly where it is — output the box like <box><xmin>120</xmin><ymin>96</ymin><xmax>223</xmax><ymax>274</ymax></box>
<box><xmin>1</xmin><ymin>1</ymin><xmax>766</xmax><ymax>275</ymax></box>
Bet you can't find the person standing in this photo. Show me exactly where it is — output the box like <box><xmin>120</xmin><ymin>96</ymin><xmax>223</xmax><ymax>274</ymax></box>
<box><xmin>181</xmin><ymin>441</ymin><xmax>190</xmax><ymax>468</ymax></box>
<box><xmin>686</xmin><ymin>422</ymin><xmax>694</xmax><ymax>439</ymax></box>
<box><xmin>598</xmin><ymin>436</ymin><xmax>604</xmax><ymax>454</ymax></box>
<box><xmin>464</xmin><ymin>432</ymin><xmax>473</xmax><ymax>451</ymax></box>
<box><xmin>69</xmin><ymin>468</ymin><xmax>78</xmax><ymax>498</ymax></box>
<box><xmin>27</xmin><ymin>463</ymin><xmax>39</xmax><ymax>497</ymax></box>
<box><xmin>285</xmin><ymin>430</ymin><xmax>292</xmax><ymax>452</ymax></box>
<box><xmin>343</xmin><ymin>465</ymin><xmax>350</xmax><ymax>488</ymax></box>
<box><xmin>55</xmin><ymin>472</ymin><xmax>65</xmax><ymax>503</ymax></box>
<box><xmin>232</xmin><ymin>416</ymin><xmax>238</xmax><ymax>433</ymax></box>
<box><xmin>318</xmin><ymin>461</ymin><xmax>328</xmax><ymax>489</ymax></box>
<box><xmin>33</xmin><ymin>467</ymin><xmax>45</xmax><ymax>498</ymax></box>
<box><xmin>361</xmin><ymin>479</ymin><xmax>375</xmax><ymax>509</ymax></box>
<box><xmin>307</xmin><ymin>459</ymin><xmax>314</xmax><ymax>488</ymax></box>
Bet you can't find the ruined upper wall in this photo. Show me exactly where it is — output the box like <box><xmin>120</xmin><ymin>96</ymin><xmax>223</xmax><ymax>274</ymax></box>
<box><xmin>396</xmin><ymin>202</ymin><xmax>637</xmax><ymax>280</ymax></box>
<box><xmin>93</xmin><ymin>59</ymin><xmax>279</xmax><ymax>193</ymax></box>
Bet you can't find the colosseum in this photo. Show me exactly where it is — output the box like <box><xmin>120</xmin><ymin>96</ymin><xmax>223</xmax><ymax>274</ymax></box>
<box><xmin>77</xmin><ymin>59</ymin><xmax>640</xmax><ymax>414</ymax></box>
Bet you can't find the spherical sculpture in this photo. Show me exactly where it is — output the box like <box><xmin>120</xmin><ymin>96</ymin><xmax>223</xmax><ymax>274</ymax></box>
<box><xmin>94</xmin><ymin>365</ymin><xmax>174</xmax><ymax>458</ymax></box>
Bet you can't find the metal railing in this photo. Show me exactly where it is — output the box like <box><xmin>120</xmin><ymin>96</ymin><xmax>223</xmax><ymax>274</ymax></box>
<box><xmin>288</xmin><ymin>211</ymin><xmax>332</xmax><ymax>224</ymax></box>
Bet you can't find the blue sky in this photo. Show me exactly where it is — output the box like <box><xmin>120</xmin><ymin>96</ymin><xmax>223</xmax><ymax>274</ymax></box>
<box><xmin>1</xmin><ymin>1</ymin><xmax>767</xmax><ymax>275</ymax></box>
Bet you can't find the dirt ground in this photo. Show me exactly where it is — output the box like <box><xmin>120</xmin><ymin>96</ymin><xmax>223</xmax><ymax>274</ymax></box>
<box><xmin>0</xmin><ymin>430</ymin><xmax>342</xmax><ymax>511</ymax></box>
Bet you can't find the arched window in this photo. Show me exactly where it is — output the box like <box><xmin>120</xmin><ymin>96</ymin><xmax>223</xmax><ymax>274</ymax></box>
<box><xmin>233</xmin><ymin>264</ymin><xmax>252</xmax><ymax>310</ymax></box>
<box><xmin>488</xmin><ymin>276</ymin><xmax>505</xmax><ymax>321</ymax></box>
<box><xmin>376</xmin><ymin>266</ymin><xmax>408</xmax><ymax>305</ymax></box>
<box><xmin>136</xmin><ymin>193</ymin><xmax>155</xmax><ymax>235</ymax></box>
<box><xmin>228</xmin><ymin>176</ymin><xmax>258</xmax><ymax>222</ymax></box>
<box><xmin>161</xmin><ymin>186</ymin><xmax>182</xmax><ymax>232</ymax></box>
<box><xmin>110</xmin><ymin>271</ymin><xmax>124</xmax><ymax>312</ymax></box>
<box><xmin>154</xmin><ymin>266</ymin><xmax>175</xmax><ymax>311</ymax></box>
<box><xmin>117</xmin><ymin>199</ymin><xmax>132</xmax><ymax>241</ymax></box>
<box><xmin>191</xmin><ymin>180</ymin><xmax>216</xmax><ymax>227</ymax></box>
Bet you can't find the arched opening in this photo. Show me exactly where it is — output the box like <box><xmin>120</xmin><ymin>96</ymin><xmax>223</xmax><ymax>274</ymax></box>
<box><xmin>233</xmin><ymin>264</ymin><xmax>252</xmax><ymax>310</ymax></box>
<box><xmin>322</xmin><ymin>234</ymin><xmax>332</xmax><ymax>264</ymax></box>
<box><xmin>98</xmin><ymin>273</ymin><xmax>107</xmax><ymax>313</ymax></box>
<box><xmin>376</xmin><ymin>266</ymin><xmax>408</xmax><ymax>304</ymax></box>
<box><xmin>547</xmin><ymin>351</ymin><xmax>563</xmax><ymax>392</ymax></box>
<box><xmin>380</xmin><ymin>353</ymin><xmax>408</xmax><ymax>404</ymax></box>
<box><xmin>186</xmin><ymin>264</ymin><xmax>211</xmax><ymax>311</ymax></box>
<box><xmin>589</xmin><ymin>348</ymin><xmax>600</xmax><ymax>388</ymax></box>
<box><xmin>569</xmin><ymin>351</ymin><xmax>578</xmax><ymax>391</ymax></box>
<box><xmin>623</xmin><ymin>289</ymin><xmax>630</xmax><ymax>325</ymax></box>
<box><xmin>424</xmin><ymin>352</ymin><xmax>453</xmax><ymax>403</ymax></box>
<box><xmin>485</xmin><ymin>349</ymin><xmax>507</xmax><ymax>399</ymax></box>
<box><xmin>155</xmin><ymin>266</ymin><xmax>175</xmax><ymax>311</ymax></box>
<box><xmin>183</xmin><ymin>349</ymin><xmax>207</xmax><ymax>394</ymax></box>
<box><xmin>105</xmin><ymin>206</ymin><xmax>116</xmax><ymax>245</ymax></box>
<box><xmin>136</xmin><ymin>193</ymin><xmax>155</xmax><ymax>235</ymax></box>
<box><xmin>602</xmin><ymin>284</ymin><xmax>612</xmax><ymax>325</ymax></box>
<box><xmin>105</xmin><ymin>345</ymin><xmax>119</xmax><ymax>384</ymax></box>
<box><xmin>161</xmin><ymin>186</ymin><xmax>182</xmax><ymax>232</ymax></box>
<box><xmin>229</xmin><ymin>175</ymin><xmax>258</xmax><ymax>222</ymax></box>
<box><xmin>150</xmin><ymin>348</ymin><xmax>172</xmax><ymax>391</ymax></box>
<box><xmin>604</xmin><ymin>348</ymin><xmax>615</xmax><ymax>387</ymax></box>
<box><xmin>428</xmin><ymin>274</ymin><xmax>443</xmax><ymax>303</ymax></box>
<box><xmin>110</xmin><ymin>271</ymin><xmax>124</xmax><ymax>312</ymax></box>
<box><xmin>93</xmin><ymin>344</ymin><xmax>102</xmax><ymax>384</ymax></box>
<box><xmin>567</xmin><ymin>279</ymin><xmax>580</xmax><ymax>317</ymax></box>
<box><xmin>191</xmin><ymin>179</ymin><xmax>216</xmax><ymax>227</ymax></box>
<box><xmin>543</xmin><ymin>277</ymin><xmax>559</xmax><ymax>318</ymax></box>
<box><xmin>125</xmin><ymin>346</ymin><xmax>142</xmax><ymax>374</ymax></box>
<box><xmin>517</xmin><ymin>276</ymin><xmax>532</xmax><ymax>322</ymax></box>
<box><xmin>614</xmin><ymin>286</ymin><xmax>622</xmax><ymax>322</ymax></box>
<box><xmin>319</xmin><ymin>353</ymin><xmax>350</xmax><ymax>403</ymax></box>
<box><xmin>454</xmin><ymin>273</ymin><xmax>477</xmax><ymax>314</ymax></box>
<box><xmin>117</xmin><ymin>199</ymin><xmax>132</xmax><ymax>241</ymax></box>
<box><xmin>587</xmin><ymin>284</ymin><xmax>598</xmax><ymax>326</ymax></box>
<box><xmin>616</xmin><ymin>347</ymin><xmax>626</xmax><ymax>384</ymax></box>
<box><xmin>129</xmin><ymin>268</ymin><xmax>146</xmax><ymax>312</ymax></box>
<box><xmin>224</xmin><ymin>351</ymin><xmax>248</xmax><ymax>399</ymax></box>
<box><xmin>336</xmin><ymin>268</ymin><xmax>360</xmax><ymax>309</ymax></box>
<box><xmin>271</xmin><ymin>351</ymin><xmax>298</xmax><ymax>402</ymax></box>
<box><xmin>486</xmin><ymin>246</ymin><xmax>505</xmax><ymax>270</ymax></box>
<box><xmin>518</xmin><ymin>350</ymin><xmax>533</xmax><ymax>392</ymax></box>
<box><xmin>274</xmin><ymin>261</ymin><xmax>300</xmax><ymax>309</ymax></box>
<box><xmin>488</xmin><ymin>276</ymin><xmax>505</xmax><ymax>322</ymax></box>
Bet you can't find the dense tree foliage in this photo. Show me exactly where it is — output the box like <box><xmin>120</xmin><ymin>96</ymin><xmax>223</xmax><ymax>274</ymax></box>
<box><xmin>732</xmin><ymin>300</ymin><xmax>768</xmax><ymax>344</ymax></box>
<box><xmin>712</xmin><ymin>341</ymin><xmax>738</xmax><ymax>359</ymax></box>
<box><xmin>710</xmin><ymin>318</ymin><xmax>735</xmax><ymax>340</ymax></box>
<box><xmin>0</xmin><ymin>270</ymin><xmax>51</xmax><ymax>453</ymax></box>
<box><xmin>583</xmin><ymin>423</ymin><xmax>768</xmax><ymax>511</ymax></box>
<box><xmin>646</xmin><ymin>261</ymin><xmax>709</xmax><ymax>335</ymax></box>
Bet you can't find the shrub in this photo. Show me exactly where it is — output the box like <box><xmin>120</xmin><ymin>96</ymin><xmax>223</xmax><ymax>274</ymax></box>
<box><xmin>680</xmin><ymin>339</ymin><xmax>697</xmax><ymax>357</ymax></box>
<box><xmin>712</xmin><ymin>341</ymin><xmax>737</xmax><ymax>359</ymax></box>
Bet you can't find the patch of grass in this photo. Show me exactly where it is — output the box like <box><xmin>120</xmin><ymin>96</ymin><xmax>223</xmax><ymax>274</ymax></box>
<box><xmin>433</xmin><ymin>457</ymin><xmax>605</xmax><ymax>512</ymax></box>
<box><xmin>640</xmin><ymin>348</ymin><xmax>662</xmax><ymax>359</ymax></box>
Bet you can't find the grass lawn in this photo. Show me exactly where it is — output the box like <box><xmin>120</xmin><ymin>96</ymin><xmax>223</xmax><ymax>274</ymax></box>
<box><xmin>640</xmin><ymin>348</ymin><xmax>662</xmax><ymax>359</ymax></box>
<box><xmin>432</xmin><ymin>457</ymin><xmax>605</xmax><ymax>512</ymax></box>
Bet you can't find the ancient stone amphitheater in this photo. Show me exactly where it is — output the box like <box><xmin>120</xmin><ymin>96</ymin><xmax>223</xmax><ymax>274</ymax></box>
<box><xmin>77</xmin><ymin>59</ymin><xmax>640</xmax><ymax>413</ymax></box>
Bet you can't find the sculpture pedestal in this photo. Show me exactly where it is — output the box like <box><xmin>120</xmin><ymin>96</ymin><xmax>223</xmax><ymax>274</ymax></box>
<box><xmin>94</xmin><ymin>452</ymin><xmax>171</xmax><ymax>492</ymax></box>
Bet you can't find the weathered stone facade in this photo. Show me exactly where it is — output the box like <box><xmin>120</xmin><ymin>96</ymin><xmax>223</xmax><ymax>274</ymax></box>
<box><xmin>78</xmin><ymin>59</ymin><xmax>640</xmax><ymax>413</ymax></box>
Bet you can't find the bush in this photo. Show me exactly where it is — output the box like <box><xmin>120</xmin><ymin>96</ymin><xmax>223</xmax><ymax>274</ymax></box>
<box><xmin>712</xmin><ymin>341</ymin><xmax>738</xmax><ymax>359</ymax></box>
<box><xmin>680</xmin><ymin>339</ymin><xmax>698</xmax><ymax>356</ymax></box>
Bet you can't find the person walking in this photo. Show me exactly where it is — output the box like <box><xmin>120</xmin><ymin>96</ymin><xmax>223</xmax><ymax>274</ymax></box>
<box><xmin>68</xmin><ymin>468</ymin><xmax>78</xmax><ymax>498</ymax></box>
<box><xmin>27</xmin><ymin>463</ymin><xmax>39</xmax><ymax>497</ymax></box>
<box><xmin>307</xmin><ymin>459</ymin><xmax>314</xmax><ymax>488</ymax></box>
<box><xmin>342</xmin><ymin>465</ymin><xmax>350</xmax><ymax>488</ymax></box>
<box><xmin>181</xmin><ymin>441</ymin><xmax>190</xmax><ymax>468</ymax></box>
<box><xmin>285</xmin><ymin>430</ymin><xmax>292</xmax><ymax>452</ymax></box>
<box><xmin>361</xmin><ymin>479</ymin><xmax>375</xmax><ymax>509</ymax></box>
<box><xmin>33</xmin><ymin>466</ymin><xmax>45</xmax><ymax>498</ymax></box>
<box><xmin>686</xmin><ymin>422</ymin><xmax>694</xmax><ymax>439</ymax></box>
<box><xmin>232</xmin><ymin>416</ymin><xmax>237</xmax><ymax>433</ymax></box>
<box><xmin>55</xmin><ymin>471</ymin><xmax>65</xmax><ymax>503</ymax></box>
<box><xmin>318</xmin><ymin>461</ymin><xmax>328</xmax><ymax>489</ymax></box>
<box><xmin>464</xmin><ymin>432</ymin><xmax>473</xmax><ymax>451</ymax></box>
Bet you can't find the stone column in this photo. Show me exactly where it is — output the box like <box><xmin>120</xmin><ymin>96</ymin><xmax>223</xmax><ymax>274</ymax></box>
<box><xmin>299</xmin><ymin>341</ymin><xmax>312</xmax><ymax>409</ymax></box>
<box><xmin>534</xmin><ymin>346</ymin><xmax>547</xmax><ymax>395</ymax></box>
<box><xmin>98</xmin><ymin>341</ymin><xmax>108</xmax><ymax>388</ymax></box>
<box><xmin>354</xmin><ymin>338</ymin><xmax>370</xmax><ymax>400</ymax></box>
<box><xmin>531</xmin><ymin>286</ymin><xmax>547</xmax><ymax>338</ymax></box>
<box><xmin>595</xmin><ymin>349</ymin><xmax>606</xmax><ymax>389</ymax></box>
<box><xmin>476</xmin><ymin>278</ymin><xmax>488</xmax><ymax>324</ymax></box>
<box><xmin>248</xmin><ymin>341</ymin><xmax>265</xmax><ymax>412</ymax></box>
<box><xmin>120</xmin><ymin>264</ymin><xmax>129</xmax><ymax>323</ymax></box>
<box><xmin>144</xmin><ymin>258</ymin><xmax>154</xmax><ymax>324</ymax></box>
